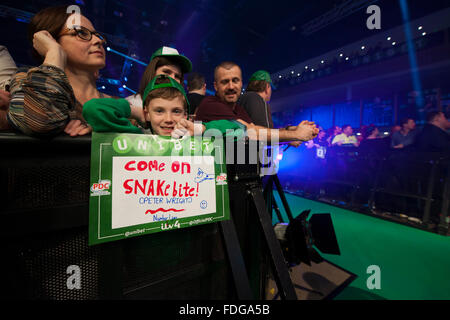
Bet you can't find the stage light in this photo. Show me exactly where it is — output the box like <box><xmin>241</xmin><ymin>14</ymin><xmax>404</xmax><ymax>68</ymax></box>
<box><xmin>297</xmin><ymin>73</ymin><xmax>301</xmax><ymax>76</ymax></box>
<box><xmin>291</xmin><ymin>70</ymin><xmax>294</xmax><ymax>74</ymax></box>
<box><xmin>345</xmin><ymin>57</ymin><xmax>349</xmax><ymax>61</ymax></box>
<box><xmin>106</xmin><ymin>47</ymin><xmax>111</xmax><ymax>51</ymax></box>
<box><xmin>356</xmin><ymin>132</ymin><xmax>361</xmax><ymax>136</ymax></box>
<box><xmin>384</xmin><ymin>132</ymin><xmax>389</xmax><ymax>135</ymax></box>
<box><xmin>101</xmin><ymin>86</ymin><xmax>106</xmax><ymax>89</ymax></box>
<box><xmin>311</xmin><ymin>68</ymin><xmax>314</xmax><ymax>72</ymax></box>
<box><xmin>392</xmin><ymin>42</ymin><xmax>396</xmax><ymax>46</ymax></box>
<box><xmin>124</xmin><ymin>77</ymin><xmax>128</xmax><ymax>82</ymax></box>
<box><xmin>276</xmin><ymin>210</ymin><xmax>340</xmax><ymax>266</ymax></box>
<box><xmin>305</xmin><ymin>66</ymin><xmax>308</xmax><ymax>69</ymax></box>
<box><xmin>387</xmin><ymin>36</ymin><xmax>391</xmax><ymax>41</ymax></box>
<box><xmin>321</xmin><ymin>60</ymin><xmax>324</xmax><ymax>64</ymax></box>
<box><xmin>361</xmin><ymin>46</ymin><xmax>365</xmax><ymax>50</ymax></box>
<box><xmin>418</xmin><ymin>26</ymin><xmax>423</xmax><ymax>30</ymax></box>
<box><xmin>122</xmin><ymin>84</ymin><xmax>127</xmax><ymax>88</ymax></box>
<box><xmin>339</xmin><ymin>53</ymin><xmax>343</xmax><ymax>57</ymax></box>
<box><xmin>279</xmin><ymin>75</ymin><xmax>282</xmax><ymax>79</ymax></box>
<box><xmin>422</xmin><ymin>32</ymin><xmax>427</xmax><ymax>36</ymax></box>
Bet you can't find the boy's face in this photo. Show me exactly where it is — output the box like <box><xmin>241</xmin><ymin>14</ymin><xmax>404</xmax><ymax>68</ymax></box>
<box><xmin>144</xmin><ymin>97</ymin><xmax>186</xmax><ymax>136</ymax></box>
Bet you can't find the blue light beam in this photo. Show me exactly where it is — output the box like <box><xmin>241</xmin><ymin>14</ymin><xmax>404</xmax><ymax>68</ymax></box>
<box><xmin>399</xmin><ymin>0</ymin><xmax>424</xmax><ymax>107</ymax></box>
<box><xmin>106</xmin><ymin>47</ymin><xmax>148</xmax><ymax>67</ymax></box>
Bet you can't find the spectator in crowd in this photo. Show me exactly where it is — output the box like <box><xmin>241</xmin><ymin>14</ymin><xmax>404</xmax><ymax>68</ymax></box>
<box><xmin>362</xmin><ymin>124</ymin><xmax>379</xmax><ymax>140</ymax></box>
<box><xmin>5</xmin><ymin>5</ymin><xmax>108</xmax><ymax>137</ymax></box>
<box><xmin>238</xmin><ymin>70</ymin><xmax>274</xmax><ymax>128</ymax></box>
<box><xmin>238</xmin><ymin>69</ymin><xmax>303</xmax><ymax>148</ymax></box>
<box><xmin>126</xmin><ymin>46</ymin><xmax>192</xmax><ymax>108</ymax></box>
<box><xmin>186</xmin><ymin>72</ymin><xmax>206</xmax><ymax>115</ymax></box>
<box><xmin>414</xmin><ymin>111</ymin><xmax>450</xmax><ymax>153</ymax></box>
<box><xmin>357</xmin><ymin>125</ymin><xmax>367</xmax><ymax>144</ymax></box>
<box><xmin>306</xmin><ymin>129</ymin><xmax>327</xmax><ymax>148</ymax></box>
<box><xmin>359</xmin><ymin>124</ymin><xmax>389</xmax><ymax>155</ymax></box>
<box><xmin>326</xmin><ymin>125</ymin><xmax>342</xmax><ymax>146</ymax></box>
<box><xmin>391</xmin><ymin>117</ymin><xmax>418</xmax><ymax>149</ymax></box>
<box><xmin>306</xmin><ymin>129</ymin><xmax>328</xmax><ymax>160</ymax></box>
<box><xmin>331</xmin><ymin>124</ymin><xmax>359</xmax><ymax>147</ymax></box>
<box><xmin>390</xmin><ymin>124</ymin><xmax>401</xmax><ymax>135</ymax></box>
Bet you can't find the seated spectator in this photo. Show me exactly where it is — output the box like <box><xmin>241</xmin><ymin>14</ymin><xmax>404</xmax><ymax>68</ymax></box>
<box><xmin>391</xmin><ymin>117</ymin><xmax>418</xmax><ymax>149</ymax></box>
<box><xmin>326</xmin><ymin>125</ymin><xmax>342</xmax><ymax>146</ymax></box>
<box><xmin>6</xmin><ymin>5</ymin><xmax>109</xmax><ymax>137</ymax></box>
<box><xmin>186</xmin><ymin>72</ymin><xmax>206</xmax><ymax>115</ymax></box>
<box><xmin>331</xmin><ymin>124</ymin><xmax>359</xmax><ymax>147</ymax></box>
<box><xmin>414</xmin><ymin>111</ymin><xmax>450</xmax><ymax>153</ymax></box>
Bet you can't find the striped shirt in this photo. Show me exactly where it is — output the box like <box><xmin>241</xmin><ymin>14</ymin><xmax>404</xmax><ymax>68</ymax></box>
<box><xmin>7</xmin><ymin>64</ymin><xmax>81</xmax><ymax>137</ymax></box>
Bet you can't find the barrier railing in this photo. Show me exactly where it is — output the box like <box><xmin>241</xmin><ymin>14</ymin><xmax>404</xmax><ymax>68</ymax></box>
<box><xmin>281</xmin><ymin>145</ymin><xmax>450</xmax><ymax>235</ymax></box>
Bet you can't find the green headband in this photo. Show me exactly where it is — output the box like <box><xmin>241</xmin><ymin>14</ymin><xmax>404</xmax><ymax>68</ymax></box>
<box><xmin>142</xmin><ymin>75</ymin><xmax>190</xmax><ymax>113</ymax></box>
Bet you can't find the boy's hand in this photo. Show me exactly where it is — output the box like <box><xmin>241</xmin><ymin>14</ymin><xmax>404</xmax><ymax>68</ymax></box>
<box><xmin>171</xmin><ymin>119</ymin><xmax>205</xmax><ymax>138</ymax></box>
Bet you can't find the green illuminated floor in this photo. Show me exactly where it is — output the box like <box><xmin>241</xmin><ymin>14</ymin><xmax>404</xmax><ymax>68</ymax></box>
<box><xmin>272</xmin><ymin>192</ymin><xmax>450</xmax><ymax>300</ymax></box>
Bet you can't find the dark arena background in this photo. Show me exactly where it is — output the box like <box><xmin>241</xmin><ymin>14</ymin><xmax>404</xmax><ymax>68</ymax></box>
<box><xmin>0</xmin><ymin>0</ymin><xmax>449</xmax><ymax>305</ymax></box>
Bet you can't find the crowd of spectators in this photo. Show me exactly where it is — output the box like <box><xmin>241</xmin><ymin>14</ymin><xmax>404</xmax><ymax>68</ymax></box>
<box><xmin>303</xmin><ymin>112</ymin><xmax>449</xmax><ymax>162</ymax></box>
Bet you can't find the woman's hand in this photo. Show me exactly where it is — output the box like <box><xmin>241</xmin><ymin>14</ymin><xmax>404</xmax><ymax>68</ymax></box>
<box><xmin>64</xmin><ymin>119</ymin><xmax>92</xmax><ymax>137</ymax></box>
<box><xmin>0</xmin><ymin>90</ymin><xmax>11</xmax><ymax>110</ymax></box>
<box><xmin>33</xmin><ymin>30</ymin><xmax>66</xmax><ymax>69</ymax></box>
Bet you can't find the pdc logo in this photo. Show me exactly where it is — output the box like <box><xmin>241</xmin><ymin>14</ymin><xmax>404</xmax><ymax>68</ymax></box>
<box><xmin>90</xmin><ymin>179</ymin><xmax>111</xmax><ymax>196</ymax></box>
<box><xmin>216</xmin><ymin>173</ymin><xmax>227</xmax><ymax>185</ymax></box>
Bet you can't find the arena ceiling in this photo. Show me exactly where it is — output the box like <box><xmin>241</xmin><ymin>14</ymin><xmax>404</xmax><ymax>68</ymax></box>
<box><xmin>1</xmin><ymin>0</ymin><xmax>449</xmax><ymax>91</ymax></box>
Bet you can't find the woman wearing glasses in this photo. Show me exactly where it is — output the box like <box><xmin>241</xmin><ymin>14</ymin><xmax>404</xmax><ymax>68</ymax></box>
<box><xmin>6</xmin><ymin>5</ymin><xmax>108</xmax><ymax>137</ymax></box>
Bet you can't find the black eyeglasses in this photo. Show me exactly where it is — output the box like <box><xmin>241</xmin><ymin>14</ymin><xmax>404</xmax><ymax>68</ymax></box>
<box><xmin>59</xmin><ymin>25</ymin><xmax>107</xmax><ymax>44</ymax></box>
